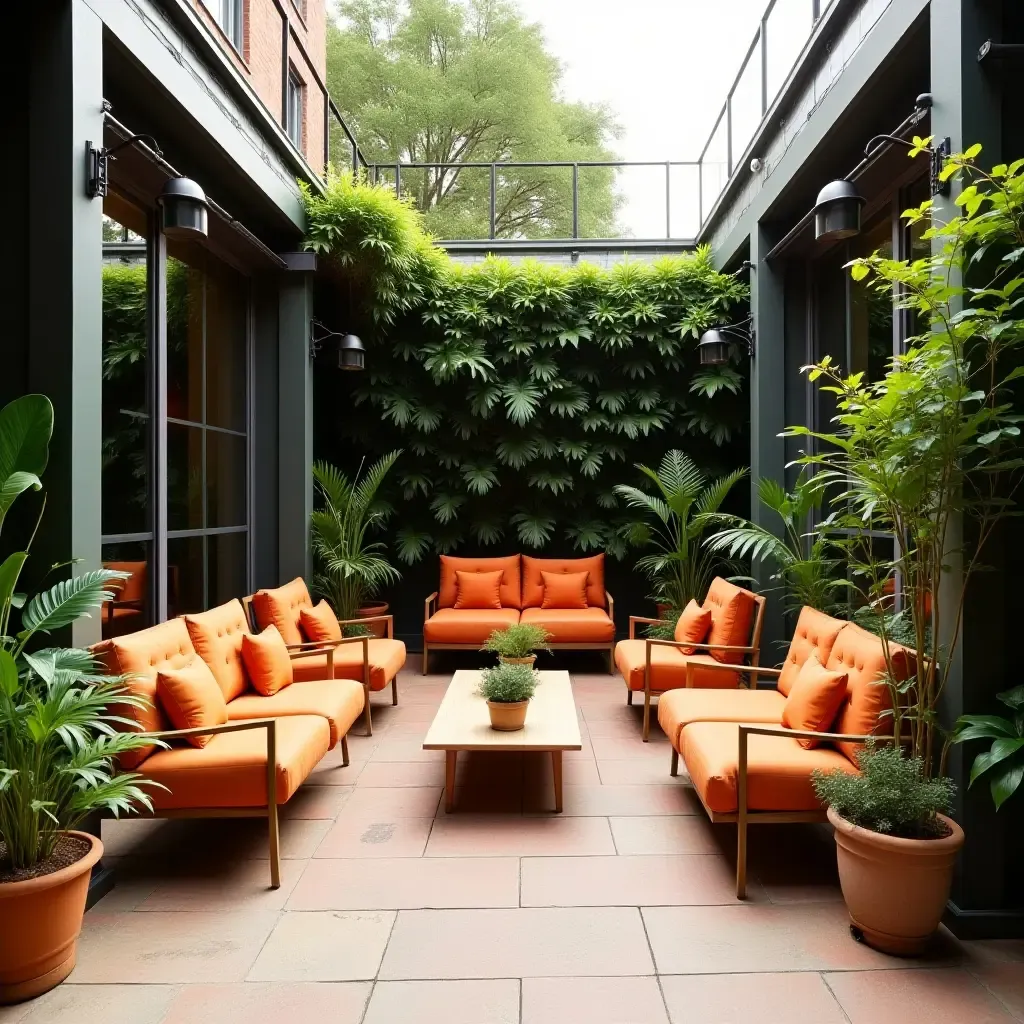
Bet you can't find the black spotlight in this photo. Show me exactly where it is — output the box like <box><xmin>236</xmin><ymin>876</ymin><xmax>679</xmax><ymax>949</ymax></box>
<box><xmin>338</xmin><ymin>334</ymin><xmax>366</xmax><ymax>371</ymax></box>
<box><xmin>159</xmin><ymin>177</ymin><xmax>209</xmax><ymax>240</ymax></box>
<box><xmin>813</xmin><ymin>180</ymin><xmax>865</xmax><ymax>241</ymax></box>
<box><xmin>698</xmin><ymin>329</ymin><xmax>731</xmax><ymax>366</ymax></box>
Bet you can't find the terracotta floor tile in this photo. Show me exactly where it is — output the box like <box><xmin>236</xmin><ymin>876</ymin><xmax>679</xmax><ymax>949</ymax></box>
<box><xmin>521</xmin><ymin>976</ymin><xmax>669</xmax><ymax>1024</ymax></box>
<box><xmin>444</xmin><ymin>783</ymin><xmax>524</xmax><ymax>813</ymax></box>
<box><xmin>661</xmin><ymin>972</ymin><xmax>848</xmax><ymax>1024</ymax></box>
<box><xmin>314</xmin><ymin>814</ymin><xmax>434</xmax><ymax>858</ymax></box>
<box><xmin>338</xmin><ymin>786</ymin><xmax>442</xmax><ymax>818</ymax></box>
<box><xmin>161</xmin><ymin>982</ymin><xmax>371</xmax><ymax>1023</ymax></box>
<box><xmin>362</xmin><ymin>980</ymin><xmax>520</xmax><ymax>1024</ymax></box>
<box><xmin>580</xmin><ymin>702</ymin><xmax>644</xmax><ymax>722</ymax></box>
<box><xmin>525</xmin><ymin>784</ymin><xmax>698</xmax><ymax>817</ymax></box>
<box><xmin>357</xmin><ymin>761</ymin><xmax>446</xmax><ymax>787</ymax></box>
<box><xmin>99</xmin><ymin>818</ymin><xmax>178</xmax><ymax>858</ymax></box>
<box><xmin>379</xmin><ymin>907</ymin><xmax>654</xmax><ymax>978</ymax></box>
<box><xmin>385</xmin><ymin>703</ymin><xmax>444</xmax><ymax>724</ymax></box>
<box><xmin>134</xmin><ymin>858</ymin><xmax>305</xmax><ymax>911</ymax></box>
<box><xmin>280</xmin><ymin>786</ymin><xmax>353</xmax><ymax>820</ymax></box>
<box><xmin>289</xmin><ymin>856</ymin><xmax>520</xmax><ymax>910</ymax></box>
<box><xmin>597</xmin><ymin>758</ymin><xmax>689</xmax><ymax>786</ymax></box>
<box><xmin>591</xmin><ymin>733</ymin><xmax>669</xmax><ymax>759</ymax></box>
<box><xmin>74</xmin><ymin>911</ymin><xmax>279</xmax><ymax>983</ymax></box>
<box><xmin>369</xmin><ymin>737</ymin><xmax>448</xmax><ymax>762</ymax></box>
<box><xmin>609</xmin><ymin>815</ymin><xmax>723</xmax><ymax>855</ymax></box>
<box><xmin>825</xmin><ymin>968</ymin><xmax>1017</xmax><ymax>1023</ymax></box>
<box><xmin>247</xmin><ymin>910</ymin><xmax>396</xmax><ymax>981</ymax></box>
<box><xmin>305</xmin><ymin>758</ymin><xmax>367</xmax><ymax>785</ymax></box>
<box><xmin>425</xmin><ymin>814</ymin><xmax>615</xmax><ymax>856</ymax></box>
<box><xmin>4</xmin><ymin>985</ymin><xmax>175</xmax><ymax>1024</ymax></box>
<box><xmin>965</xmin><ymin>940</ymin><xmax>1024</xmax><ymax>965</ymax></box>
<box><xmin>972</xmin><ymin>963</ymin><xmax>1024</xmax><ymax>1018</ymax></box>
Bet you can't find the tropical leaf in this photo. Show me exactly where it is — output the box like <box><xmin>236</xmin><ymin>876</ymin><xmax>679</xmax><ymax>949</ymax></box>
<box><xmin>21</xmin><ymin>570</ymin><xmax>128</xmax><ymax>638</ymax></box>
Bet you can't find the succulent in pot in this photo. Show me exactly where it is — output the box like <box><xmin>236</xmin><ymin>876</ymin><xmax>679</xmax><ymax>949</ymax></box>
<box><xmin>481</xmin><ymin>623</ymin><xmax>551</xmax><ymax>667</ymax></box>
<box><xmin>477</xmin><ymin>663</ymin><xmax>540</xmax><ymax>731</ymax></box>
<box><xmin>812</xmin><ymin>743</ymin><xmax>961</xmax><ymax>956</ymax></box>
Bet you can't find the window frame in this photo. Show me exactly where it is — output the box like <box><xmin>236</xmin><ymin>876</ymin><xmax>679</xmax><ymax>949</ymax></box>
<box><xmin>204</xmin><ymin>0</ymin><xmax>244</xmax><ymax>54</ymax></box>
<box><xmin>286</xmin><ymin>68</ymin><xmax>305</xmax><ymax>151</ymax></box>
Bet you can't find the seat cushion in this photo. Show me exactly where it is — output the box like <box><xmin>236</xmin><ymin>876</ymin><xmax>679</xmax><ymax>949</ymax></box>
<box><xmin>424</xmin><ymin>607</ymin><xmax>521</xmax><ymax>644</ymax></box>
<box><xmin>227</xmin><ymin>679</ymin><xmax>365</xmax><ymax>746</ymax></box>
<box><xmin>777</xmin><ymin>607</ymin><xmax>849</xmax><ymax>697</ymax></box>
<box><xmin>184</xmin><ymin>600</ymin><xmax>252</xmax><ymax>702</ymax></box>
<box><xmin>156</xmin><ymin>657</ymin><xmax>229</xmax><ymax>747</ymax></box>
<box><xmin>300</xmin><ymin>601</ymin><xmax>343</xmax><ymax>643</ymax></box>
<box><xmin>438</xmin><ymin>556</ymin><xmax>521</xmax><ymax>609</ymax></box>
<box><xmin>541</xmin><ymin>571</ymin><xmax>589</xmax><ymax>610</ymax></box>
<box><xmin>702</xmin><ymin>578</ymin><xmax>757</xmax><ymax>665</ymax></box>
<box><xmin>141</xmin><ymin>715</ymin><xmax>331</xmax><ymax>810</ymax></box>
<box><xmin>520</xmin><ymin>607</ymin><xmax>614</xmax><ymax>643</ymax></box>
<box><xmin>674</xmin><ymin>599</ymin><xmax>713</xmax><ymax>654</ymax></box>
<box><xmin>521</xmin><ymin>554</ymin><xmax>606</xmax><ymax>609</ymax></box>
<box><xmin>680</xmin><ymin>721</ymin><xmax>859</xmax><ymax>814</ymax></box>
<box><xmin>291</xmin><ymin>637</ymin><xmax>407</xmax><ymax>689</ymax></box>
<box><xmin>252</xmin><ymin>578</ymin><xmax>313</xmax><ymax>645</ymax></box>
<box><xmin>657</xmin><ymin>688</ymin><xmax>786</xmax><ymax>749</ymax></box>
<box><xmin>614</xmin><ymin>639</ymin><xmax>739</xmax><ymax>692</ymax></box>
<box><xmin>781</xmin><ymin>654</ymin><xmax>849</xmax><ymax>749</ymax></box>
<box><xmin>241</xmin><ymin>625</ymin><xmax>294</xmax><ymax>697</ymax></box>
<box><xmin>454</xmin><ymin>569</ymin><xmax>504</xmax><ymax>610</ymax></box>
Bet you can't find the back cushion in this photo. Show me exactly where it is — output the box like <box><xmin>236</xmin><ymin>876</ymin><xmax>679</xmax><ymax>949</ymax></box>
<box><xmin>702</xmin><ymin>577</ymin><xmax>756</xmax><ymax>665</ymax></box>
<box><xmin>438</xmin><ymin>555</ymin><xmax>521</xmax><ymax>609</ymax></box>
<box><xmin>252</xmin><ymin>577</ymin><xmax>312</xmax><ymax>645</ymax></box>
<box><xmin>97</xmin><ymin>618</ymin><xmax>196</xmax><ymax>768</ymax></box>
<box><xmin>777</xmin><ymin>607</ymin><xmax>849</xmax><ymax>697</ymax></box>
<box><xmin>521</xmin><ymin>554</ymin><xmax>606</xmax><ymax>609</ymax></box>
<box><xmin>184</xmin><ymin>600</ymin><xmax>252</xmax><ymax>702</ymax></box>
<box><xmin>455</xmin><ymin>570</ymin><xmax>504</xmax><ymax>610</ymax></box>
<box><xmin>300</xmin><ymin>601</ymin><xmax>343</xmax><ymax>643</ymax></box>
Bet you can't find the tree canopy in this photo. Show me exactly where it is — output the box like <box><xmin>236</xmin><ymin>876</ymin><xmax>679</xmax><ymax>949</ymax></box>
<box><xmin>327</xmin><ymin>0</ymin><xmax>623</xmax><ymax>239</ymax></box>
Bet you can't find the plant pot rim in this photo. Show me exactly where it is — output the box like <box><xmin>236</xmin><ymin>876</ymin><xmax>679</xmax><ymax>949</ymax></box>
<box><xmin>486</xmin><ymin>698</ymin><xmax>531</xmax><ymax>707</ymax></box>
<box><xmin>0</xmin><ymin>831</ymin><xmax>103</xmax><ymax>898</ymax></box>
<box><xmin>357</xmin><ymin>602</ymin><xmax>389</xmax><ymax>614</ymax></box>
<box><xmin>827</xmin><ymin>807</ymin><xmax>964</xmax><ymax>854</ymax></box>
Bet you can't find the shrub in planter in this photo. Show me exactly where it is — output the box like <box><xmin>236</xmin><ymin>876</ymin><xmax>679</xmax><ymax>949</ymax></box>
<box><xmin>477</xmin><ymin>663</ymin><xmax>540</xmax><ymax>731</ymax></box>
<box><xmin>481</xmin><ymin>623</ymin><xmax>551</xmax><ymax>666</ymax></box>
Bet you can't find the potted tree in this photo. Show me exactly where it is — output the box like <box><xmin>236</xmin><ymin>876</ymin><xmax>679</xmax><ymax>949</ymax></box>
<box><xmin>310</xmin><ymin>453</ymin><xmax>402</xmax><ymax>637</ymax></box>
<box><xmin>477</xmin><ymin>663</ymin><xmax>539</xmax><ymax>731</ymax></box>
<box><xmin>0</xmin><ymin>395</ymin><xmax>158</xmax><ymax>1003</ymax></box>
<box><xmin>481</xmin><ymin>622</ymin><xmax>551</xmax><ymax>667</ymax></box>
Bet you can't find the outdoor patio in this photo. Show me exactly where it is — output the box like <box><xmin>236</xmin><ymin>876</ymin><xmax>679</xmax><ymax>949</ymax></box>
<box><xmin>3</xmin><ymin>665</ymin><xmax>1021</xmax><ymax>1024</ymax></box>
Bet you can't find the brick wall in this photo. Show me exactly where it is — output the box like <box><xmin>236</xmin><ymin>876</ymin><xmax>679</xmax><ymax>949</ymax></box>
<box><xmin>191</xmin><ymin>0</ymin><xmax>327</xmax><ymax>174</ymax></box>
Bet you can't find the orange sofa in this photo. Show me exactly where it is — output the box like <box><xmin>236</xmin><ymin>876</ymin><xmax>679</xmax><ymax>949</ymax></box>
<box><xmin>96</xmin><ymin>602</ymin><xmax>366</xmax><ymax>888</ymax></box>
<box><xmin>421</xmin><ymin>554</ymin><xmax>616</xmax><ymax>673</ymax></box>
<box><xmin>246</xmin><ymin>578</ymin><xmax>407</xmax><ymax>735</ymax></box>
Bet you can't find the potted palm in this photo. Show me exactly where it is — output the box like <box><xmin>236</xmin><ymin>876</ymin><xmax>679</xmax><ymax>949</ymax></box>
<box><xmin>0</xmin><ymin>395</ymin><xmax>158</xmax><ymax>1003</ymax></box>
<box><xmin>477</xmin><ymin>663</ymin><xmax>539</xmax><ymax>731</ymax></box>
<box><xmin>310</xmin><ymin>453</ymin><xmax>402</xmax><ymax>637</ymax></box>
<box><xmin>481</xmin><ymin>623</ymin><xmax>551</xmax><ymax>667</ymax></box>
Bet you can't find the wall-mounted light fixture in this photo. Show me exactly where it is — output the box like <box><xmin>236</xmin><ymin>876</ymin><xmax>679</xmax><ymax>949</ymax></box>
<box><xmin>86</xmin><ymin>135</ymin><xmax>163</xmax><ymax>199</ymax></box>
<box><xmin>813</xmin><ymin>179</ymin><xmax>865</xmax><ymax>241</ymax></box>
<box><xmin>310</xmin><ymin>319</ymin><xmax>366</xmax><ymax>371</ymax></box>
<box><xmin>158</xmin><ymin>177</ymin><xmax>209</xmax><ymax>240</ymax></box>
<box><xmin>699</xmin><ymin>317</ymin><xmax>755</xmax><ymax>366</ymax></box>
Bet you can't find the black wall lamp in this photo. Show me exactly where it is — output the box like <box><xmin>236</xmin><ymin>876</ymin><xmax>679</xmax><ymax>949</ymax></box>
<box><xmin>699</xmin><ymin>317</ymin><xmax>755</xmax><ymax>366</ymax></box>
<box><xmin>813</xmin><ymin>179</ymin><xmax>865</xmax><ymax>241</ymax></box>
<box><xmin>310</xmin><ymin>319</ymin><xmax>365</xmax><ymax>371</ymax></box>
<box><xmin>158</xmin><ymin>177</ymin><xmax>209</xmax><ymax>240</ymax></box>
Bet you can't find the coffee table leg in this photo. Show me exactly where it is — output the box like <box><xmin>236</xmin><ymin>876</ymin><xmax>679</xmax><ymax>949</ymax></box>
<box><xmin>445</xmin><ymin>750</ymin><xmax>457</xmax><ymax>812</ymax></box>
<box><xmin>552</xmin><ymin>750</ymin><xmax>563</xmax><ymax>813</ymax></box>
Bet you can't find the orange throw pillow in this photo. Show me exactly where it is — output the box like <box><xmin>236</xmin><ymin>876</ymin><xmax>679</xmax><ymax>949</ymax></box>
<box><xmin>157</xmin><ymin>657</ymin><xmax>228</xmax><ymax>748</ymax></box>
<box><xmin>241</xmin><ymin>625</ymin><xmax>295</xmax><ymax>697</ymax></box>
<box><xmin>454</xmin><ymin>570</ymin><xmax>504</xmax><ymax>610</ymax></box>
<box><xmin>781</xmin><ymin>654</ymin><xmax>849</xmax><ymax>749</ymax></box>
<box><xmin>541</xmin><ymin>571</ymin><xmax>589</xmax><ymax>609</ymax></box>
<box><xmin>300</xmin><ymin>600</ymin><xmax>343</xmax><ymax>643</ymax></box>
<box><xmin>673</xmin><ymin>599</ymin><xmax>713</xmax><ymax>654</ymax></box>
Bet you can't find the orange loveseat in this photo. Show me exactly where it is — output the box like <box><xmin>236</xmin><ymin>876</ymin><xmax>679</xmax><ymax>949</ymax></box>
<box><xmin>96</xmin><ymin>600</ymin><xmax>366</xmax><ymax>888</ymax></box>
<box><xmin>421</xmin><ymin>554</ymin><xmax>616</xmax><ymax>673</ymax></box>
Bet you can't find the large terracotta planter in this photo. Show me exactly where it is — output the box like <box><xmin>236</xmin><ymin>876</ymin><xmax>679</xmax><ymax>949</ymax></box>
<box><xmin>487</xmin><ymin>700</ymin><xmax>529</xmax><ymax>731</ymax></box>
<box><xmin>0</xmin><ymin>831</ymin><xmax>103</xmax><ymax>1004</ymax></box>
<box><xmin>828</xmin><ymin>807</ymin><xmax>964</xmax><ymax>956</ymax></box>
<box><xmin>499</xmin><ymin>654</ymin><xmax>537</xmax><ymax>667</ymax></box>
<box><xmin>357</xmin><ymin>602</ymin><xmax>389</xmax><ymax>638</ymax></box>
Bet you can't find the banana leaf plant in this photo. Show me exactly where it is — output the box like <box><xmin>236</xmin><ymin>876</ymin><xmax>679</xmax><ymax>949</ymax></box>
<box><xmin>0</xmin><ymin>394</ymin><xmax>159</xmax><ymax>872</ymax></box>
<box><xmin>950</xmin><ymin>686</ymin><xmax>1024</xmax><ymax>811</ymax></box>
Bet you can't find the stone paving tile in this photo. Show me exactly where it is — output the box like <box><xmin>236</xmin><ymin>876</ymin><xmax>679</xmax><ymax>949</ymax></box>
<box><xmin>521</xmin><ymin>976</ymin><xmax>670</xmax><ymax>1024</ymax></box>
<box><xmin>971</xmin><ymin>963</ymin><xmax>1024</xmax><ymax>1019</ymax></box>
<box><xmin>133</xmin><ymin>858</ymin><xmax>306</xmax><ymax>912</ymax></box>
<box><xmin>369</xmin><ymin>737</ymin><xmax>449</xmax><ymax>762</ymax></box>
<box><xmin>336</xmin><ymin>785</ymin><xmax>442</xmax><ymax>818</ymax></box>
<box><xmin>379</xmin><ymin>907</ymin><xmax>654</xmax><ymax>979</ymax></box>
<box><xmin>247</xmin><ymin>911</ymin><xmax>396</xmax><ymax>981</ymax></box>
<box><xmin>362</xmin><ymin>980</ymin><xmax>520</xmax><ymax>1024</ymax></box>
<box><xmin>279</xmin><ymin>786</ymin><xmax>354</xmax><ymax>821</ymax></box>
<box><xmin>591</xmin><ymin>732</ymin><xmax>670</xmax><ymax>759</ymax></box>
<box><xmin>608</xmin><ymin>814</ymin><xmax>723</xmax><ymax>855</ymax></box>
<box><xmin>425</xmin><ymin>814</ymin><xmax>615</xmax><ymax>857</ymax></box>
<box><xmin>524</xmin><ymin>783</ymin><xmax>698</xmax><ymax>817</ymax></box>
<box><xmin>357</xmin><ymin>760</ymin><xmax>447</xmax><ymax>787</ymax></box>
<box><xmin>0</xmin><ymin>985</ymin><xmax>175</xmax><ymax>1024</ymax></box>
<box><xmin>597</xmin><ymin>757</ymin><xmax>690</xmax><ymax>786</ymax></box>
<box><xmin>314</xmin><ymin>813</ymin><xmax>434</xmax><ymax>858</ymax></box>
<box><xmin>161</xmin><ymin>982</ymin><xmax>371</xmax><ymax>1023</ymax></box>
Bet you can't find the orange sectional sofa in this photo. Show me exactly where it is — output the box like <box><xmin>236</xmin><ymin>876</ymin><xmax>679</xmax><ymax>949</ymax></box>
<box><xmin>422</xmin><ymin>554</ymin><xmax>616</xmax><ymax>673</ymax></box>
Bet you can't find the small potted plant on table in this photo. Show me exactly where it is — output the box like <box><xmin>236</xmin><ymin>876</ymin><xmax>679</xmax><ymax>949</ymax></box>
<box><xmin>482</xmin><ymin>623</ymin><xmax>550</xmax><ymax>667</ymax></box>
<box><xmin>478</xmin><ymin>663</ymin><xmax>539</xmax><ymax>731</ymax></box>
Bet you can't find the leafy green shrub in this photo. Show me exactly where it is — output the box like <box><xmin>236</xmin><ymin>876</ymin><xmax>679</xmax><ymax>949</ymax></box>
<box><xmin>952</xmin><ymin>685</ymin><xmax>1024</xmax><ymax>810</ymax></box>
<box><xmin>812</xmin><ymin>743</ymin><xmax>955</xmax><ymax>839</ymax></box>
<box><xmin>643</xmin><ymin>608</ymin><xmax>680</xmax><ymax>640</ymax></box>
<box><xmin>482</xmin><ymin>623</ymin><xmax>551</xmax><ymax>660</ymax></box>
<box><xmin>478</xmin><ymin>663</ymin><xmax>539</xmax><ymax>704</ymax></box>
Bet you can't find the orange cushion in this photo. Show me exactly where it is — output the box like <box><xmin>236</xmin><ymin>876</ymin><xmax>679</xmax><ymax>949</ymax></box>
<box><xmin>680</xmin><ymin>721</ymin><xmax>859</xmax><ymax>814</ymax></box>
<box><xmin>156</xmin><ymin>657</ymin><xmax>228</xmax><ymax>748</ymax></box>
<box><xmin>521</xmin><ymin>554</ymin><xmax>605</xmax><ymax>609</ymax></box>
<box><xmin>423</xmin><ymin>607</ymin><xmax>521</xmax><ymax>644</ymax></box>
<box><xmin>541</xmin><ymin>570</ymin><xmax>589</xmax><ymax>610</ymax></box>
<box><xmin>241</xmin><ymin>625</ymin><xmax>294</xmax><ymax>697</ymax></box>
<box><xmin>454</xmin><ymin>569</ymin><xmax>504</xmax><ymax>610</ymax></box>
<box><xmin>141</xmin><ymin>715</ymin><xmax>330</xmax><ymax>810</ymax></box>
<box><xmin>184</xmin><ymin>600</ymin><xmax>251</xmax><ymax>702</ymax></box>
<box><xmin>702</xmin><ymin>578</ymin><xmax>757</xmax><ymax>664</ymax></box>
<box><xmin>300</xmin><ymin>601</ymin><xmax>343</xmax><ymax>643</ymax></box>
<box><xmin>519</xmin><ymin>607</ymin><xmax>614</xmax><ymax>643</ymax></box>
<box><xmin>614</xmin><ymin>639</ymin><xmax>739</xmax><ymax>691</ymax></box>
<box><xmin>438</xmin><ymin>556</ymin><xmax>521</xmax><ymax>609</ymax></box>
<box><xmin>227</xmin><ymin>678</ymin><xmax>365</xmax><ymax>746</ymax></box>
<box><xmin>291</xmin><ymin>637</ymin><xmax>407</xmax><ymax>690</ymax></box>
<box><xmin>252</xmin><ymin>578</ymin><xmax>313</xmax><ymax>645</ymax></box>
<box><xmin>777</xmin><ymin>607</ymin><xmax>849</xmax><ymax>697</ymax></box>
<box><xmin>673</xmin><ymin>599</ymin><xmax>713</xmax><ymax>654</ymax></box>
<box><xmin>781</xmin><ymin>655</ymin><xmax>849</xmax><ymax>749</ymax></box>
<box><xmin>657</xmin><ymin>688</ymin><xmax>786</xmax><ymax>750</ymax></box>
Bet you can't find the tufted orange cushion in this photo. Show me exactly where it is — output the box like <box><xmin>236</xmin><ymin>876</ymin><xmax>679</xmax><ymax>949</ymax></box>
<box><xmin>702</xmin><ymin>577</ymin><xmax>757</xmax><ymax>665</ymax></box>
<box><xmin>673</xmin><ymin>599</ymin><xmax>714</xmax><ymax>654</ymax></box>
<box><xmin>454</xmin><ymin>569</ymin><xmax>504</xmax><ymax>610</ymax></box>
<box><xmin>781</xmin><ymin>654</ymin><xmax>849</xmax><ymax>749</ymax></box>
<box><xmin>241</xmin><ymin>625</ymin><xmax>294</xmax><ymax>697</ymax></box>
<box><xmin>184</xmin><ymin>600</ymin><xmax>251</xmax><ymax>703</ymax></box>
<box><xmin>252</xmin><ymin>578</ymin><xmax>313</xmax><ymax>645</ymax></box>
<box><xmin>777</xmin><ymin>607</ymin><xmax>848</xmax><ymax>697</ymax></box>
<box><xmin>157</xmin><ymin>656</ymin><xmax>228</xmax><ymax>748</ymax></box>
<box><xmin>541</xmin><ymin>570</ymin><xmax>589</xmax><ymax>610</ymax></box>
<box><xmin>521</xmin><ymin>554</ymin><xmax>605</xmax><ymax>609</ymax></box>
<box><xmin>300</xmin><ymin>601</ymin><xmax>343</xmax><ymax>643</ymax></box>
<box><xmin>438</xmin><ymin>556</ymin><xmax>521</xmax><ymax>609</ymax></box>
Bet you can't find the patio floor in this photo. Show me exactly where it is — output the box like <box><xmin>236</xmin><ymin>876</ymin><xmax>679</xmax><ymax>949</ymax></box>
<box><xmin>3</xmin><ymin>665</ymin><xmax>1023</xmax><ymax>1023</ymax></box>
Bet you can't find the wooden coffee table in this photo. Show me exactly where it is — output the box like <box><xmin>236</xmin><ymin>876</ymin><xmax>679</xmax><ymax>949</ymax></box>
<box><xmin>423</xmin><ymin>670</ymin><xmax>582</xmax><ymax>812</ymax></box>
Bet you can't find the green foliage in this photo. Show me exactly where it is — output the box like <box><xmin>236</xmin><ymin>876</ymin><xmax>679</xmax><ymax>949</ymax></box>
<box><xmin>481</xmin><ymin>622</ymin><xmax>551</xmax><ymax>660</ymax></box>
<box><xmin>952</xmin><ymin>685</ymin><xmax>1024</xmax><ymax>811</ymax></box>
<box><xmin>477</xmin><ymin>663</ymin><xmax>539</xmax><ymax>704</ymax></box>
<box><xmin>812</xmin><ymin>742</ymin><xmax>955</xmax><ymax>839</ymax></box>
<box><xmin>0</xmin><ymin>396</ymin><xmax>158</xmax><ymax>872</ymax></box>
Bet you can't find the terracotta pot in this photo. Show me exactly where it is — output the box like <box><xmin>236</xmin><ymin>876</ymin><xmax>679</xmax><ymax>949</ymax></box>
<box><xmin>356</xmin><ymin>602</ymin><xmax>389</xmax><ymax>639</ymax></box>
<box><xmin>0</xmin><ymin>831</ymin><xmax>103</xmax><ymax>1004</ymax></box>
<box><xmin>656</xmin><ymin>603</ymin><xmax>673</xmax><ymax>619</ymax></box>
<box><xmin>827</xmin><ymin>807</ymin><xmax>964</xmax><ymax>956</ymax></box>
<box><xmin>499</xmin><ymin>654</ymin><xmax>537</xmax><ymax>667</ymax></box>
<box><xmin>487</xmin><ymin>699</ymin><xmax>529</xmax><ymax>731</ymax></box>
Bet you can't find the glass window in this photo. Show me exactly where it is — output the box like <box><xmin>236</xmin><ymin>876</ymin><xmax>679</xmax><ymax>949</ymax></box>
<box><xmin>207</xmin><ymin>0</ymin><xmax>243</xmax><ymax>51</ymax></box>
<box><xmin>849</xmin><ymin>211</ymin><xmax>895</xmax><ymax>383</ymax></box>
<box><xmin>287</xmin><ymin>70</ymin><xmax>304</xmax><ymax>150</ymax></box>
